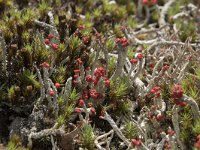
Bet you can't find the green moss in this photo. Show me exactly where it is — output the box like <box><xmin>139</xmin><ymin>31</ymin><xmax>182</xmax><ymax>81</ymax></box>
<box><xmin>123</xmin><ymin>121</ymin><xmax>138</xmax><ymax>139</ymax></box>
<box><xmin>53</xmin><ymin>65</ymin><xmax>66</xmax><ymax>83</ymax></box>
<box><xmin>7</xmin><ymin>134</ymin><xmax>28</xmax><ymax>150</ymax></box>
<box><xmin>180</xmin><ymin>111</ymin><xmax>192</xmax><ymax>129</ymax></box>
<box><xmin>33</xmin><ymin>35</ymin><xmax>51</xmax><ymax>62</ymax></box>
<box><xmin>126</xmin><ymin>1</ymin><xmax>136</xmax><ymax>15</ymax></box>
<box><xmin>168</xmin><ymin>0</ymin><xmax>190</xmax><ymax>17</ymax></box>
<box><xmin>93</xmin><ymin>8</ymin><xmax>102</xmax><ymax>19</ymax></box>
<box><xmin>127</xmin><ymin>16</ymin><xmax>137</xmax><ymax>29</ymax></box>
<box><xmin>102</xmin><ymin>0</ymin><xmax>127</xmax><ymax>21</ymax></box>
<box><xmin>57</xmin><ymin>114</ymin><xmax>65</xmax><ymax>127</ymax></box>
<box><xmin>38</xmin><ymin>0</ymin><xmax>51</xmax><ymax>16</ymax></box>
<box><xmin>127</xmin><ymin>47</ymin><xmax>135</xmax><ymax>59</ymax></box>
<box><xmin>21</xmin><ymin>8</ymin><xmax>35</xmax><ymax>27</ymax></box>
<box><xmin>68</xmin><ymin>88</ymin><xmax>79</xmax><ymax>104</ymax></box>
<box><xmin>116</xmin><ymin>99</ymin><xmax>133</xmax><ymax>115</ymax></box>
<box><xmin>180</xmin><ymin>130</ymin><xmax>190</xmax><ymax>143</ymax></box>
<box><xmin>0</xmin><ymin>0</ymin><xmax>13</xmax><ymax>10</ymax></box>
<box><xmin>193</xmin><ymin>119</ymin><xmax>200</xmax><ymax>135</ymax></box>
<box><xmin>57</xmin><ymin>104</ymin><xmax>75</xmax><ymax>127</ymax></box>
<box><xmin>22</xmin><ymin>31</ymin><xmax>30</xmax><ymax>43</ymax></box>
<box><xmin>69</xmin><ymin>35</ymin><xmax>82</xmax><ymax>52</ymax></box>
<box><xmin>168</xmin><ymin>3</ymin><xmax>181</xmax><ymax>17</ymax></box>
<box><xmin>20</xmin><ymin>70</ymin><xmax>40</xmax><ymax>88</ymax></box>
<box><xmin>106</xmin><ymin>39</ymin><xmax>115</xmax><ymax>52</ymax></box>
<box><xmin>54</xmin><ymin>15</ymin><xmax>59</xmax><ymax>26</ymax></box>
<box><xmin>109</xmin><ymin>77</ymin><xmax>129</xmax><ymax>99</ymax></box>
<box><xmin>182</xmin><ymin>74</ymin><xmax>200</xmax><ymax>101</ymax></box>
<box><xmin>7</xmin><ymin>85</ymin><xmax>15</xmax><ymax>101</ymax></box>
<box><xmin>0</xmin><ymin>23</ymin><xmax>14</xmax><ymax>41</ymax></box>
<box><xmin>113</xmin><ymin>24</ymin><xmax>124</xmax><ymax>38</ymax></box>
<box><xmin>175</xmin><ymin>19</ymin><xmax>196</xmax><ymax>42</ymax></box>
<box><xmin>80</xmin><ymin>124</ymin><xmax>95</xmax><ymax>150</ymax></box>
<box><xmin>64</xmin><ymin>104</ymin><xmax>74</xmax><ymax>121</ymax></box>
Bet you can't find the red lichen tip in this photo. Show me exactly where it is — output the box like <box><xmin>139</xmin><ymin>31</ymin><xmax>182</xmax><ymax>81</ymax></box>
<box><xmin>167</xmin><ymin>129</ymin><xmax>175</xmax><ymax>136</ymax></box>
<box><xmin>130</xmin><ymin>58</ymin><xmax>138</xmax><ymax>64</ymax></box>
<box><xmin>177</xmin><ymin>101</ymin><xmax>187</xmax><ymax>107</ymax></box>
<box><xmin>86</xmin><ymin>75</ymin><xmax>93</xmax><ymax>82</ymax></box>
<box><xmin>150</xmin><ymin>89</ymin><xmax>155</xmax><ymax>94</ymax></box>
<box><xmin>93</xmin><ymin>77</ymin><xmax>99</xmax><ymax>86</ymax></box>
<box><xmin>154</xmin><ymin>86</ymin><xmax>161</xmax><ymax>91</ymax></box>
<box><xmin>74</xmin><ymin>70</ymin><xmax>80</xmax><ymax>73</ymax></box>
<box><xmin>79</xmin><ymin>99</ymin><xmax>85</xmax><ymax>107</ymax></box>
<box><xmin>104</xmin><ymin>79</ymin><xmax>110</xmax><ymax>88</ymax></box>
<box><xmin>143</xmin><ymin>0</ymin><xmax>157</xmax><ymax>5</ymax></box>
<box><xmin>171</xmin><ymin>84</ymin><xmax>184</xmax><ymax>100</ymax></box>
<box><xmin>90</xmin><ymin>107</ymin><xmax>96</xmax><ymax>114</ymax></box>
<box><xmin>115</xmin><ymin>37</ymin><xmax>129</xmax><ymax>47</ymax></box>
<box><xmin>75</xmin><ymin>107</ymin><xmax>81</xmax><ymax>113</ymax></box>
<box><xmin>164</xmin><ymin>143</ymin><xmax>172</xmax><ymax>149</ymax></box>
<box><xmin>136</xmin><ymin>53</ymin><xmax>144</xmax><ymax>60</ymax></box>
<box><xmin>95</xmin><ymin>32</ymin><xmax>102</xmax><ymax>39</ymax></box>
<box><xmin>78</xmin><ymin>25</ymin><xmax>85</xmax><ymax>30</ymax></box>
<box><xmin>131</xmin><ymin>139</ymin><xmax>141</xmax><ymax>147</ymax></box>
<box><xmin>143</xmin><ymin>0</ymin><xmax>148</xmax><ymax>4</ymax></box>
<box><xmin>76</xmin><ymin>58</ymin><xmax>83</xmax><ymax>64</ymax></box>
<box><xmin>150</xmin><ymin>86</ymin><xmax>161</xmax><ymax>94</ymax></box>
<box><xmin>49</xmin><ymin>90</ymin><xmax>55</xmax><ymax>97</ymax></box>
<box><xmin>48</xmin><ymin>33</ymin><xmax>54</xmax><ymax>39</ymax></box>
<box><xmin>94</xmin><ymin>67</ymin><xmax>106</xmax><ymax>77</ymax></box>
<box><xmin>39</xmin><ymin>62</ymin><xmax>50</xmax><ymax>68</ymax></box>
<box><xmin>90</xmin><ymin>89</ymin><xmax>99</xmax><ymax>99</ymax></box>
<box><xmin>52</xmin><ymin>43</ymin><xmax>59</xmax><ymax>50</ymax></box>
<box><xmin>74</xmin><ymin>75</ymin><xmax>79</xmax><ymax>79</ymax></box>
<box><xmin>195</xmin><ymin>140</ymin><xmax>200</xmax><ymax>148</ymax></box>
<box><xmin>163</xmin><ymin>65</ymin><xmax>170</xmax><ymax>71</ymax></box>
<box><xmin>156</xmin><ymin>114</ymin><xmax>164</xmax><ymax>121</ymax></box>
<box><xmin>155</xmin><ymin>91</ymin><xmax>161</xmax><ymax>98</ymax></box>
<box><xmin>55</xmin><ymin>83</ymin><xmax>61</xmax><ymax>88</ymax></box>
<box><xmin>197</xmin><ymin>134</ymin><xmax>200</xmax><ymax>139</ymax></box>
<box><xmin>83</xmin><ymin>94</ymin><xmax>88</xmax><ymax>99</ymax></box>
<box><xmin>151</xmin><ymin>0</ymin><xmax>157</xmax><ymax>4</ymax></box>
<box><xmin>44</xmin><ymin>39</ymin><xmax>50</xmax><ymax>45</ymax></box>
<box><xmin>82</xmin><ymin>36</ymin><xmax>89</xmax><ymax>44</ymax></box>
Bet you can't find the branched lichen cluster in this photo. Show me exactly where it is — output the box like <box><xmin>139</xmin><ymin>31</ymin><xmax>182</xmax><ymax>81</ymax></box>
<box><xmin>0</xmin><ymin>0</ymin><xmax>200</xmax><ymax>150</ymax></box>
